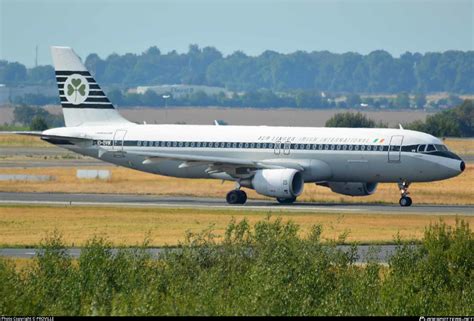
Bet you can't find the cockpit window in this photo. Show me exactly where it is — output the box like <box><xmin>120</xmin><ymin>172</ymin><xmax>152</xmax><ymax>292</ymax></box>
<box><xmin>426</xmin><ymin>144</ymin><xmax>436</xmax><ymax>152</ymax></box>
<box><xmin>435</xmin><ymin>144</ymin><xmax>448</xmax><ymax>152</ymax></box>
<box><xmin>417</xmin><ymin>144</ymin><xmax>426</xmax><ymax>152</ymax></box>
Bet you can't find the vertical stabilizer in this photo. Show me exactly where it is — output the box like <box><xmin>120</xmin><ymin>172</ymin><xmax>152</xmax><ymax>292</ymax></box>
<box><xmin>51</xmin><ymin>46</ymin><xmax>130</xmax><ymax>127</ymax></box>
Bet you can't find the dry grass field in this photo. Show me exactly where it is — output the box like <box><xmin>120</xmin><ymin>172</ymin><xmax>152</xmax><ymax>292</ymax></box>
<box><xmin>0</xmin><ymin>134</ymin><xmax>52</xmax><ymax>148</ymax></box>
<box><xmin>0</xmin><ymin>163</ymin><xmax>472</xmax><ymax>205</ymax></box>
<box><xmin>0</xmin><ymin>205</ymin><xmax>471</xmax><ymax>247</ymax></box>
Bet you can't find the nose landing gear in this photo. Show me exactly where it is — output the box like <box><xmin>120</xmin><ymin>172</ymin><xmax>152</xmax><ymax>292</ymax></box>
<box><xmin>398</xmin><ymin>181</ymin><xmax>412</xmax><ymax>207</ymax></box>
<box><xmin>226</xmin><ymin>189</ymin><xmax>247</xmax><ymax>205</ymax></box>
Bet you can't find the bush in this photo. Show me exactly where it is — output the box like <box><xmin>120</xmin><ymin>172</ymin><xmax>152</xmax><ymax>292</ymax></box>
<box><xmin>405</xmin><ymin>100</ymin><xmax>473</xmax><ymax>137</ymax></box>
<box><xmin>0</xmin><ymin>218</ymin><xmax>472</xmax><ymax>316</ymax></box>
<box><xmin>325</xmin><ymin>112</ymin><xmax>387</xmax><ymax>128</ymax></box>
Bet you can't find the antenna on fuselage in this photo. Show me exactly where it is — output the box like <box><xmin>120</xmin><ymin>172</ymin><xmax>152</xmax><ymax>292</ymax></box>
<box><xmin>399</xmin><ymin>124</ymin><xmax>404</xmax><ymax>130</ymax></box>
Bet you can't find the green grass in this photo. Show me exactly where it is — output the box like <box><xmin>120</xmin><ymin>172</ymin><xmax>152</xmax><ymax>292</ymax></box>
<box><xmin>0</xmin><ymin>217</ymin><xmax>472</xmax><ymax>316</ymax></box>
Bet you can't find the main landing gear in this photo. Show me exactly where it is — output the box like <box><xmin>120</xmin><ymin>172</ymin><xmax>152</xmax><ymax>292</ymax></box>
<box><xmin>398</xmin><ymin>181</ymin><xmax>412</xmax><ymax>207</ymax></box>
<box><xmin>226</xmin><ymin>189</ymin><xmax>247</xmax><ymax>205</ymax></box>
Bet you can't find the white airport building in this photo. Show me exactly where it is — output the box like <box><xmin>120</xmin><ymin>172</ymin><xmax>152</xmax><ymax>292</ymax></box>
<box><xmin>129</xmin><ymin>84</ymin><xmax>232</xmax><ymax>98</ymax></box>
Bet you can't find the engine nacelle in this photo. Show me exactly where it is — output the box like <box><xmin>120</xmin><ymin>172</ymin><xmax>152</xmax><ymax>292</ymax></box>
<box><xmin>324</xmin><ymin>182</ymin><xmax>378</xmax><ymax>196</ymax></box>
<box><xmin>251</xmin><ymin>169</ymin><xmax>304</xmax><ymax>198</ymax></box>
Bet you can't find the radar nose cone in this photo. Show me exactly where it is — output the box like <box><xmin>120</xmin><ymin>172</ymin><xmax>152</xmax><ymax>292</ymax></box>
<box><xmin>460</xmin><ymin>161</ymin><xmax>465</xmax><ymax>172</ymax></box>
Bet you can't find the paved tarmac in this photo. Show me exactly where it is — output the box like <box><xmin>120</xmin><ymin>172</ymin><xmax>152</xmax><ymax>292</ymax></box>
<box><xmin>0</xmin><ymin>192</ymin><xmax>472</xmax><ymax>215</ymax></box>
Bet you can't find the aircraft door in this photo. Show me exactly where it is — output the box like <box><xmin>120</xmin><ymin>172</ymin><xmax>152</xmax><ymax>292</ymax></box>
<box><xmin>112</xmin><ymin>129</ymin><xmax>127</xmax><ymax>154</ymax></box>
<box><xmin>388</xmin><ymin>135</ymin><xmax>403</xmax><ymax>162</ymax></box>
<box><xmin>274</xmin><ymin>141</ymin><xmax>281</xmax><ymax>155</ymax></box>
<box><xmin>283</xmin><ymin>141</ymin><xmax>291</xmax><ymax>155</ymax></box>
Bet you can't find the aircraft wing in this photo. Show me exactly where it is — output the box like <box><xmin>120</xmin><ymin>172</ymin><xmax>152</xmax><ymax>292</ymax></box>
<box><xmin>126</xmin><ymin>150</ymin><xmax>305</xmax><ymax>176</ymax></box>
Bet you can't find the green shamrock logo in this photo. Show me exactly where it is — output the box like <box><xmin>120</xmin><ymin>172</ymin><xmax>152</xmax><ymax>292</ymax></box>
<box><xmin>67</xmin><ymin>78</ymin><xmax>86</xmax><ymax>102</ymax></box>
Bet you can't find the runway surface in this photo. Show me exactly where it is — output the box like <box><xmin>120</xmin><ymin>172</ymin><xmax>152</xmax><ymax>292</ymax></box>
<box><xmin>0</xmin><ymin>245</ymin><xmax>400</xmax><ymax>263</ymax></box>
<box><xmin>0</xmin><ymin>192</ymin><xmax>472</xmax><ymax>215</ymax></box>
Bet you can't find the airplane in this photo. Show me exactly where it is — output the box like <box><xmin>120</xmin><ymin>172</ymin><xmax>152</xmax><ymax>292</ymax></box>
<box><xmin>9</xmin><ymin>46</ymin><xmax>466</xmax><ymax>207</ymax></box>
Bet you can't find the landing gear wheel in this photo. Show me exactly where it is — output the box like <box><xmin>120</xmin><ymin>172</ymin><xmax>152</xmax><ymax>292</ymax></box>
<box><xmin>226</xmin><ymin>190</ymin><xmax>247</xmax><ymax>205</ymax></box>
<box><xmin>237</xmin><ymin>190</ymin><xmax>247</xmax><ymax>204</ymax></box>
<box><xmin>397</xmin><ymin>181</ymin><xmax>412</xmax><ymax>207</ymax></box>
<box><xmin>399</xmin><ymin>196</ymin><xmax>412</xmax><ymax>207</ymax></box>
<box><xmin>276</xmin><ymin>196</ymin><xmax>297</xmax><ymax>204</ymax></box>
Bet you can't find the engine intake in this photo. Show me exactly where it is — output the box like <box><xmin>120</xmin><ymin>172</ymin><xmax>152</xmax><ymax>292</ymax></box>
<box><xmin>251</xmin><ymin>169</ymin><xmax>304</xmax><ymax>198</ymax></box>
<box><xmin>323</xmin><ymin>182</ymin><xmax>378</xmax><ymax>196</ymax></box>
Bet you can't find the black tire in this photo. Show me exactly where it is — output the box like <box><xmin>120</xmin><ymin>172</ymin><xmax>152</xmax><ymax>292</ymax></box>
<box><xmin>237</xmin><ymin>190</ymin><xmax>247</xmax><ymax>204</ymax></box>
<box><xmin>399</xmin><ymin>196</ymin><xmax>412</xmax><ymax>207</ymax></box>
<box><xmin>226</xmin><ymin>190</ymin><xmax>241</xmax><ymax>204</ymax></box>
<box><xmin>277</xmin><ymin>196</ymin><xmax>297</xmax><ymax>204</ymax></box>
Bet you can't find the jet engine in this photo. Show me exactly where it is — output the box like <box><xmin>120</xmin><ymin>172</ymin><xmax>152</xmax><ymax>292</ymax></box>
<box><xmin>250</xmin><ymin>168</ymin><xmax>304</xmax><ymax>198</ymax></box>
<box><xmin>322</xmin><ymin>182</ymin><xmax>378</xmax><ymax>196</ymax></box>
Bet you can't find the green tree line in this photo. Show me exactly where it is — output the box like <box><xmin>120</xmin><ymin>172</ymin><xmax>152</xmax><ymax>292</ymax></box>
<box><xmin>0</xmin><ymin>218</ymin><xmax>472</xmax><ymax>315</ymax></box>
<box><xmin>1</xmin><ymin>46</ymin><xmax>473</xmax><ymax>93</ymax></box>
<box><xmin>325</xmin><ymin>100</ymin><xmax>473</xmax><ymax>137</ymax></box>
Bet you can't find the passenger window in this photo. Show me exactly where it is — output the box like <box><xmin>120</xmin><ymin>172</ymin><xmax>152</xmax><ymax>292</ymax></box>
<box><xmin>348</xmin><ymin>145</ymin><xmax>353</xmax><ymax>150</ymax></box>
<box><xmin>417</xmin><ymin>145</ymin><xmax>426</xmax><ymax>152</ymax></box>
<box><xmin>367</xmin><ymin>145</ymin><xmax>371</xmax><ymax>151</ymax></box>
<box><xmin>342</xmin><ymin>145</ymin><xmax>347</xmax><ymax>150</ymax></box>
<box><xmin>330</xmin><ymin>144</ymin><xmax>335</xmax><ymax>150</ymax></box>
<box><xmin>250</xmin><ymin>143</ymin><xmax>255</xmax><ymax>148</ymax></box>
<box><xmin>426</xmin><ymin>144</ymin><xmax>436</xmax><ymax>152</ymax></box>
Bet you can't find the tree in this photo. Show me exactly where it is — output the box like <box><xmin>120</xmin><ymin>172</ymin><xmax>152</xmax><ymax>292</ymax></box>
<box><xmin>394</xmin><ymin>92</ymin><xmax>410</xmax><ymax>109</ymax></box>
<box><xmin>30</xmin><ymin>116</ymin><xmax>49</xmax><ymax>131</ymax></box>
<box><xmin>345</xmin><ymin>94</ymin><xmax>361</xmax><ymax>108</ymax></box>
<box><xmin>3</xmin><ymin>46</ymin><xmax>474</xmax><ymax>96</ymax></box>
<box><xmin>405</xmin><ymin>100</ymin><xmax>473</xmax><ymax>137</ymax></box>
<box><xmin>414</xmin><ymin>93</ymin><xmax>427</xmax><ymax>109</ymax></box>
<box><xmin>13</xmin><ymin>105</ymin><xmax>64</xmax><ymax>128</ymax></box>
<box><xmin>325</xmin><ymin>112</ymin><xmax>386</xmax><ymax>128</ymax></box>
<box><xmin>13</xmin><ymin>105</ymin><xmax>49</xmax><ymax>125</ymax></box>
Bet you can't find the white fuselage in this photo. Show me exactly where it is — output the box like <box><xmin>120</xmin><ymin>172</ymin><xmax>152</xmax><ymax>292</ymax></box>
<box><xmin>43</xmin><ymin>123</ymin><xmax>464</xmax><ymax>184</ymax></box>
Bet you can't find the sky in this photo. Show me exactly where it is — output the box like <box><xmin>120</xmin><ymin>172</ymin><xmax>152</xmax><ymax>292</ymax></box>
<box><xmin>0</xmin><ymin>0</ymin><xmax>473</xmax><ymax>67</ymax></box>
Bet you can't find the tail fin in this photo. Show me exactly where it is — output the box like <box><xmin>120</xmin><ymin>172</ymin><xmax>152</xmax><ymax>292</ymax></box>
<box><xmin>51</xmin><ymin>46</ymin><xmax>130</xmax><ymax>127</ymax></box>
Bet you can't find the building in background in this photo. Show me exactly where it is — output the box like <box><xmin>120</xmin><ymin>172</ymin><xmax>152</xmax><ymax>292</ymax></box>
<box><xmin>128</xmin><ymin>84</ymin><xmax>232</xmax><ymax>98</ymax></box>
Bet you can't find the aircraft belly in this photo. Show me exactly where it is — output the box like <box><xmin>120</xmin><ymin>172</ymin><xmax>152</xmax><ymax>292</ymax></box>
<box><xmin>79</xmin><ymin>146</ymin><xmax>456</xmax><ymax>184</ymax></box>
